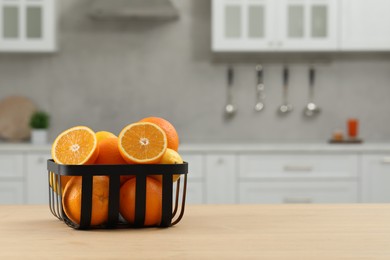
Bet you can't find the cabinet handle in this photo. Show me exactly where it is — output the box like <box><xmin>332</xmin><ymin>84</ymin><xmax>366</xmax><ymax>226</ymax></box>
<box><xmin>283</xmin><ymin>165</ymin><xmax>313</xmax><ymax>172</ymax></box>
<box><xmin>268</xmin><ymin>41</ymin><xmax>274</xmax><ymax>47</ymax></box>
<box><xmin>283</xmin><ymin>197</ymin><xmax>313</xmax><ymax>204</ymax></box>
<box><xmin>277</xmin><ymin>41</ymin><xmax>283</xmax><ymax>47</ymax></box>
<box><xmin>37</xmin><ymin>157</ymin><xmax>45</xmax><ymax>164</ymax></box>
<box><xmin>381</xmin><ymin>157</ymin><xmax>390</xmax><ymax>164</ymax></box>
<box><xmin>217</xmin><ymin>158</ymin><xmax>225</xmax><ymax>165</ymax></box>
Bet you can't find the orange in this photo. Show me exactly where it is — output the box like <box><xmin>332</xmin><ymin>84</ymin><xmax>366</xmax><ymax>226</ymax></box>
<box><xmin>95</xmin><ymin>137</ymin><xmax>133</xmax><ymax>185</ymax></box>
<box><xmin>62</xmin><ymin>176</ymin><xmax>109</xmax><ymax>226</ymax></box>
<box><xmin>49</xmin><ymin>172</ymin><xmax>72</xmax><ymax>194</ymax></box>
<box><xmin>52</xmin><ymin>126</ymin><xmax>99</xmax><ymax>165</ymax></box>
<box><xmin>120</xmin><ymin>177</ymin><xmax>162</xmax><ymax>226</ymax></box>
<box><xmin>139</xmin><ymin>117</ymin><xmax>179</xmax><ymax>151</ymax></box>
<box><xmin>153</xmin><ymin>148</ymin><xmax>183</xmax><ymax>183</ymax></box>
<box><xmin>96</xmin><ymin>131</ymin><xmax>116</xmax><ymax>143</ymax></box>
<box><xmin>118</xmin><ymin>122</ymin><xmax>167</xmax><ymax>164</ymax></box>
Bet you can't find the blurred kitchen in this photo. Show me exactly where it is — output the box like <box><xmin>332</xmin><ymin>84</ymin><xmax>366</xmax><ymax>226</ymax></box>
<box><xmin>0</xmin><ymin>0</ymin><xmax>390</xmax><ymax>205</ymax></box>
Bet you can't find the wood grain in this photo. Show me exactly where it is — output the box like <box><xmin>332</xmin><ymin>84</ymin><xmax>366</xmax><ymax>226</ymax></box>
<box><xmin>0</xmin><ymin>204</ymin><xmax>390</xmax><ymax>259</ymax></box>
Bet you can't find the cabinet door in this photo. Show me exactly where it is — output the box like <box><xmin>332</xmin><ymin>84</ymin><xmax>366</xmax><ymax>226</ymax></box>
<box><xmin>0</xmin><ymin>182</ymin><xmax>24</xmax><ymax>204</ymax></box>
<box><xmin>212</xmin><ymin>0</ymin><xmax>276</xmax><ymax>51</ymax></box>
<box><xmin>278</xmin><ymin>0</ymin><xmax>338</xmax><ymax>50</ymax></box>
<box><xmin>341</xmin><ymin>0</ymin><xmax>390</xmax><ymax>50</ymax></box>
<box><xmin>0</xmin><ymin>0</ymin><xmax>56</xmax><ymax>52</ymax></box>
<box><xmin>205</xmin><ymin>154</ymin><xmax>236</xmax><ymax>204</ymax></box>
<box><xmin>26</xmin><ymin>152</ymin><xmax>50</xmax><ymax>204</ymax></box>
<box><xmin>239</xmin><ymin>181</ymin><xmax>358</xmax><ymax>204</ymax></box>
<box><xmin>361</xmin><ymin>155</ymin><xmax>390</xmax><ymax>202</ymax></box>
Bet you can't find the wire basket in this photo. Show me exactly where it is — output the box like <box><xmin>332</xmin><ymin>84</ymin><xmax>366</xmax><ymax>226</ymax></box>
<box><xmin>47</xmin><ymin>159</ymin><xmax>188</xmax><ymax>230</ymax></box>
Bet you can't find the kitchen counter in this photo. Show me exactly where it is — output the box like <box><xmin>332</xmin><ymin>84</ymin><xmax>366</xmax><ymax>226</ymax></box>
<box><xmin>1</xmin><ymin>204</ymin><xmax>390</xmax><ymax>259</ymax></box>
<box><xmin>1</xmin><ymin>143</ymin><xmax>390</xmax><ymax>153</ymax></box>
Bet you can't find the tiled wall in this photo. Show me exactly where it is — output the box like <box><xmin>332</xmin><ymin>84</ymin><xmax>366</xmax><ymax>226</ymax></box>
<box><xmin>0</xmin><ymin>0</ymin><xmax>389</xmax><ymax>143</ymax></box>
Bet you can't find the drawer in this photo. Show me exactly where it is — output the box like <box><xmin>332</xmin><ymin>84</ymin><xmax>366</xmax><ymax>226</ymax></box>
<box><xmin>179</xmin><ymin>153</ymin><xmax>203</xmax><ymax>180</ymax></box>
<box><xmin>174</xmin><ymin>180</ymin><xmax>204</xmax><ymax>204</ymax></box>
<box><xmin>239</xmin><ymin>154</ymin><xmax>359</xmax><ymax>179</ymax></box>
<box><xmin>0</xmin><ymin>182</ymin><xmax>24</xmax><ymax>204</ymax></box>
<box><xmin>239</xmin><ymin>181</ymin><xmax>358</xmax><ymax>204</ymax></box>
<box><xmin>0</xmin><ymin>154</ymin><xmax>24</xmax><ymax>178</ymax></box>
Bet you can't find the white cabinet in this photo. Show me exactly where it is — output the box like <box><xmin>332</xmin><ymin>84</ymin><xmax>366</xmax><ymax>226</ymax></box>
<box><xmin>341</xmin><ymin>0</ymin><xmax>390</xmax><ymax>51</ymax></box>
<box><xmin>212</xmin><ymin>0</ymin><xmax>276</xmax><ymax>51</ymax></box>
<box><xmin>361</xmin><ymin>154</ymin><xmax>390</xmax><ymax>202</ymax></box>
<box><xmin>0</xmin><ymin>182</ymin><xmax>24</xmax><ymax>204</ymax></box>
<box><xmin>239</xmin><ymin>181</ymin><xmax>358</xmax><ymax>204</ymax></box>
<box><xmin>212</xmin><ymin>0</ymin><xmax>338</xmax><ymax>51</ymax></box>
<box><xmin>238</xmin><ymin>153</ymin><xmax>359</xmax><ymax>204</ymax></box>
<box><xmin>26</xmin><ymin>152</ymin><xmax>50</xmax><ymax>204</ymax></box>
<box><xmin>278</xmin><ymin>0</ymin><xmax>338</xmax><ymax>51</ymax></box>
<box><xmin>0</xmin><ymin>0</ymin><xmax>56</xmax><ymax>52</ymax></box>
<box><xmin>0</xmin><ymin>153</ymin><xmax>24</xmax><ymax>204</ymax></box>
<box><xmin>205</xmin><ymin>154</ymin><xmax>236</xmax><ymax>204</ymax></box>
<box><xmin>180</xmin><ymin>152</ymin><xmax>205</xmax><ymax>204</ymax></box>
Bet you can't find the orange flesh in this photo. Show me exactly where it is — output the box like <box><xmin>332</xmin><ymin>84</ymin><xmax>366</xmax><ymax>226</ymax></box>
<box><xmin>53</xmin><ymin>127</ymin><xmax>97</xmax><ymax>165</ymax></box>
<box><xmin>119</xmin><ymin>123</ymin><xmax>167</xmax><ymax>163</ymax></box>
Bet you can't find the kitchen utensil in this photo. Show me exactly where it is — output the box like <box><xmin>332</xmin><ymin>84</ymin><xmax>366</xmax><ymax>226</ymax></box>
<box><xmin>278</xmin><ymin>66</ymin><xmax>293</xmax><ymax>114</ymax></box>
<box><xmin>254</xmin><ymin>64</ymin><xmax>265</xmax><ymax>112</ymax></box>
<box><xmin>0</xmin><ymin>96</ymin><xmax>37</xmax><ymax>141</ymax></box>
<box><xmin>225</xmin><ymin>66</ymin><xmax>236</xmax><ymax>117</ymax></box>
<box><xmin>303</xmin><ymin>66</ymin><xmax>321</xmax><ymax>117</ymax></box>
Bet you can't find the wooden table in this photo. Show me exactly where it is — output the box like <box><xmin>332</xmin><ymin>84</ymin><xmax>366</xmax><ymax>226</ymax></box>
<box><xmin>1</xmin><ymin>204</ymin><xmax>390</xmax><ymax>259</ymax></box>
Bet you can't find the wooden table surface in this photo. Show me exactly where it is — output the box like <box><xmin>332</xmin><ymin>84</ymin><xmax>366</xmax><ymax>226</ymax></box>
<box><xmin>1</xmin><ymin>204</ymin><xmax>390</xmax><ymax>259</ymax></box>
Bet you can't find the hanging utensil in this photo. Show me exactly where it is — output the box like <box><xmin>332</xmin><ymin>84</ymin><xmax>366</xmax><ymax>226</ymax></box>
<box><xmin>254</xmin><ymin>64</ymin><xmax>265</xmax><ymax>112</ymax></box>
<box><xmin>303</xmin><ymin>66</ymin><xmax>321</xmax><ymax>117</ymax></box>
<box><xmin>225</xmin><ymin>66</ymin><xmax>236</xmax><ymax>117</ymax></box>
<box><xmin>278</xmin><ymin>66</ymin><xmax>293</xmax><ymax>114</ymax></box>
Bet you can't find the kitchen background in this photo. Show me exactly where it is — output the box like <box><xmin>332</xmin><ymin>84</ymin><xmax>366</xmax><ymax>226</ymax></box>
<box><xmin>1</xmin><ymin>0</ymin><xmax>390</xmax><ymax>206</ymax></box>
<box><xmin>1</xmin><ymin>0</ymin><xmax>390</xmax><ymax>143</ymax></box>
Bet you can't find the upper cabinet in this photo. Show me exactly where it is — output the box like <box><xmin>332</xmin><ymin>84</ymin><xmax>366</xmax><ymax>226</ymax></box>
<box><xmin>278</xmin><ymin>0</ymin><xmax>338</xmax><ymax>51</ymax></box>
<box><xmin>0</xmin><ymin>0</ymin><xmax>56</xmax><ymax>52</ymax></box>
<box><xmin>341</xmin><ymin>0</ymin><xmax>390</xmax><ymax>51</ymax></box>
<box><xmin>212</xmin><ymin>0</ymin><xmax>338</xmax><ymax>52</ymax></box>
<box><xmin>212</xmin><ymin>0</ymin><xmax>390</xmax><ymax>52</ymax></box>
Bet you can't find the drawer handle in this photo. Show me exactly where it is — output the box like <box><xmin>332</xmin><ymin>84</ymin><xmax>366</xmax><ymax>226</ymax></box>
<box><xmin>283</xmin><ymin>165</ymin><xmax>313</xmax><ymax>172</ymax></box>
<box><xmin>381</xmin><ymin>157</ymin><xmax>390</xmax><ymax>164</ymax></box>
<box><xmin>283</xmin><ymin>197</ymin><xmax>313</xmax><ymax>204</ymax></box>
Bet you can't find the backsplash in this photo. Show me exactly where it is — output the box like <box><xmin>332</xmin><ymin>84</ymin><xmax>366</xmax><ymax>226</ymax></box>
<box><xmin>0</xmin><ymin>0</ymin><xmax>390</xmax><ymax>143</ymax></box>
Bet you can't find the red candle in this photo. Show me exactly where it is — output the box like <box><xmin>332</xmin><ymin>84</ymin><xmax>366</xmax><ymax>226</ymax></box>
<box><xmin>347</xmin><ymin>118</ymin><xmax>359</xmax><ymax>138</ymax></box>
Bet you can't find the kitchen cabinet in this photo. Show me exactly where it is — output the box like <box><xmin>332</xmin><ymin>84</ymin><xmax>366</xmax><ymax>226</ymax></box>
<box><xmin>239</xmin><ymin>181</ymin><xmax>358</xmax><ymax>203</ymax></box>
<box><xmin>212</xmin><ymin>0</ymin><xmax>338</xmax><ymax>52</ymax></box>
<box><xmin>0</xmin><ymin>153</ymin><xmax>24</xmax><ymax>204</ymax></box>
<box><xmin>0</xmin><ymin>0</ymin><xmax>56</xmax><ymax>52</ymax></box>
<box><xmin>361</xmin><ymin>154</ymin><xmax>390</xmax><ymax>202</ymax></box>
<box><xmin>26</xmin><ymin>152</ymin><xmax>50</xmax><ymax>204</ymax></box>
<box><xmin>238</xmin><ymin>153</ymin><xmax>359</xmax><ymax>203</ymax></box>
<box><xmin>205</xmin><ymin>154</ymin><xmax>236</xmax><ymax>204</ymax></box>
<box><xmin>0</xmin><ymin>182</ymin><xmax>24</xmax><ymax>204</ymax></box>
<box><xmin>340</xmin><ymin>0</ymin><xmax>390</xmax><ymax>51</ymax></box>
<box><xmin>177</xmin><ymin>152</ymin><xmax>205</xmax><ymax>204</ymax></box>
<box><xmin>212</xmin><ymin>0</ymin><xmax>276</xmax><ymax>51</ymax></box>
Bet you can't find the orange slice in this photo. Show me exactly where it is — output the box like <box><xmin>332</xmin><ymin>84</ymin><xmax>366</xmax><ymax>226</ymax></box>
<box><xmin>51</xmin><ymin>126</ymin><xmax>99</xmax><ymax>165</ymax></box>
<box><xmin>118</xmin><ymin>122</ymin><xmax>167</xmax><ymax>164</ymax></box>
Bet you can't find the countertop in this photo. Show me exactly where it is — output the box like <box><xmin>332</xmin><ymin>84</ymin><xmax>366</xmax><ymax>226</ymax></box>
<box><xmin>2</xmin><ymin>142</ymin><xmax>390</xmax><ymax>153</ymax></box>
<box><xmin>1</xmin><ymin>204</ymin><xmax>390</xmax><ymax>259</ymax></box>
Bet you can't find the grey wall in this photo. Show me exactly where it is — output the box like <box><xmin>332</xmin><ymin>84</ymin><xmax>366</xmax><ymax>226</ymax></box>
<box><xmin>0</xmin><ymin>0</ymin><xmax>390</xmax><ymax>143</ymax></box>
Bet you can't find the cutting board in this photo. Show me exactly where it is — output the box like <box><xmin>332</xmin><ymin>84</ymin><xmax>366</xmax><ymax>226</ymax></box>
<box><xmin>0</xmin><ymin>96</ymin><xmax>37</xmax><ymax>141</ymax></box>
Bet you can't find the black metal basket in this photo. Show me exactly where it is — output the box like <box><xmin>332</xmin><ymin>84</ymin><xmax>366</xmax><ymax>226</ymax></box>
<box><xmin>47</xmin><ymin>159</ymin><xmax>188</xmax><ymax>230</ymax></box>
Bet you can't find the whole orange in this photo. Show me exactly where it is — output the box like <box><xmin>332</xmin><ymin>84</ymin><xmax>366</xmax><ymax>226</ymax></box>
<box><xmin>120</xmin><ymin>177</ymin><xmax>162</xmax><ymax>226</ymax></box>
<box><xmin>95</xmin><ymin>137</ymin><xmax>132</xmax><ymax>185</ymax></box>
<box><xmin>139</xmin><ymin>117</ymin><xmax>179</xmax><ymax>151</ymax></box>
<box><xmin>62</xmin><ymin>176</ymin><xmax>109</xmax><ymax>226</ymax></box>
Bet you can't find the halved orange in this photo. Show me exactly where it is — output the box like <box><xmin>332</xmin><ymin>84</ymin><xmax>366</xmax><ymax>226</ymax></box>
<box><xmin>118</xmin><ymin>122</ymin><xmax>167</xmax><ymax>164</ymax></box>
<box><xmin>51</xmin><ymin>126</ymin><xmax>99</xmax><ymax>165</ymax></box>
